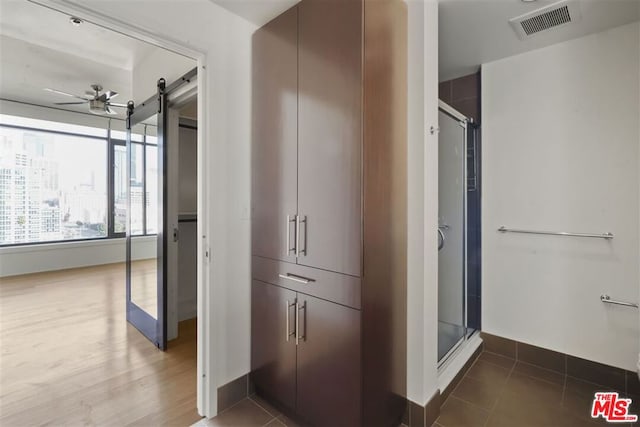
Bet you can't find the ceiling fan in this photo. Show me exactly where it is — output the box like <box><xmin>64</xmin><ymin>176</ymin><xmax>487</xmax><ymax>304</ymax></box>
<box><xmin>44</xmin><ymin>84</ymin><xmax>127</xmax><ymax>115</ymax></box>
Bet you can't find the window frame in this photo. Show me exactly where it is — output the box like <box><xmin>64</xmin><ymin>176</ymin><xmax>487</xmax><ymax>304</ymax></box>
<box><xmin>108</xmin><ymin>134</ymin><xmax>126</xmax><ymax>239</ymax></box>
<box><xmin>0</xmin><ymin>118</ymin><xmax>157</xmax><ymax>247</ymax></box>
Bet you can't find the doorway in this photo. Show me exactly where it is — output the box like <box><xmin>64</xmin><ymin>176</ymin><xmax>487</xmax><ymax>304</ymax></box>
<box><xmin>0</xmin><ymin>2</ymin><xmax>201</xmax><ymax>424</ymax></box>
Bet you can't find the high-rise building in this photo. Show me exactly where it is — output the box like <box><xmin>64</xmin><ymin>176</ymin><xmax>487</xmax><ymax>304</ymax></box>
<box><xmin>0</xmin><ymin>132</ymin><xmax>62</xmax><ymax>244</ymax></box>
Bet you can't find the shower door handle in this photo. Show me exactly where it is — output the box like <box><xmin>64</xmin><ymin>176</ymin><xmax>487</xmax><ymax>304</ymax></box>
<box><xmin>437</xmin><ymin>228</ymin><xmax>445</xmax><ymax>251</ymax></box>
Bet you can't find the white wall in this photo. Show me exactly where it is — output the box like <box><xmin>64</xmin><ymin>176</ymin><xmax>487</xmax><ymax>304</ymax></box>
<box><xmin>0</xmin><ymin>236</ymin><xmax>155</xmax><ymax>277</ymax></box>
<box><xmin>132</xmin><ymin>48</ymin><xmax>195</xmax><ymax>102</ymax></box>
<box><xmin>482</xmin><ymin>22</ymin><xmax>640</xmax><ymax>371</ymax></box>
<box><xmin>406</xmin><ymin>0</ymin><xmax>440</xmax><ymax>407</ymax></box>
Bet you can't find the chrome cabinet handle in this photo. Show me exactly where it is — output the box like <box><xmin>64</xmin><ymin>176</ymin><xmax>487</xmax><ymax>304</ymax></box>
<box><xmin>285</xmin><ymin>299</ymin><xmax>296</xmax><ymax>341</ymax></box>
<box><xmin>295</xmin><ymin>215</ymin><xmax>300</xmax><ymax>257</ymax></box>
<box><xmin>279</xmin><ymin>273</ymin><xmax>315</xmax><ymax>284</ymax></box>
<box><xmin>296</xmin><ymin>300</ymin><xmax>306</xmax><ymax>345</ymax></box>
<box><xmin>299</xmin><ymin>215</ymin><xmax>307</xmax><ymax>256</ymax></box>
<box><xmin>295</xmin><ymin>215</ymin><xmax>308</xmax><ymax>257</ymax></box>
<box><xmin>286</xmin><ymin>215</ymin><xmax>296</xmax><ymax>255</ymax></box>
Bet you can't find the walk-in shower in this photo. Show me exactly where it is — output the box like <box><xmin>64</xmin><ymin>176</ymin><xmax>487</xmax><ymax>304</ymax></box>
<box><xmin>437</xmin><ymin>100</ymin><xmax>481</xmax><ymax>368</ymax></box>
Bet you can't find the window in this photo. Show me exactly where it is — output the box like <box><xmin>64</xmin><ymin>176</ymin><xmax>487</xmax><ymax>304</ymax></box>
<box><xmin>145</xmin><ymin>145</ymin><xmax>158</xmax><ymax>235</ymax></box>
<box><xmin>112</xmin><ymin>143</ymin><xmax>127</xmax><ymax>234</ymax></box>
<box><xmin>0</xmin><ymin>122</ymin><xmax>107</xmax><ymax>245</ymax></box>
<box><xmin>0</xmin><ymin>114</ymin><xmax>157</xmax><ymax>246</ymax></box>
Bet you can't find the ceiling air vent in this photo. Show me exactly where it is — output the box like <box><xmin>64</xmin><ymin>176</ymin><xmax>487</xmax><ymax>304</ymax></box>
<box><xmin>509</xmin><ymin>0</ymin><xmax>581</xmax><ymax>39</ymax></box>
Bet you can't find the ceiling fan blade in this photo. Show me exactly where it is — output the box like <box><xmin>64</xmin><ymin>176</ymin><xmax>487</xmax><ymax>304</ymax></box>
<box><xmin>106</xmin><ymin>106</ymin><xmax>118</xmax><ymax>115</ymax></box>
<box><xmin>45</xmin><ymin>88</ymin><xmax>91</xmax><ymax>101</ymax></box>
<box><xmin>104</xmin><ymin>91</ymin><xmax>118</xmax><ymax>100</ymax></box>
<box><xmin>107</xmin><ymin>102</ymin><xmax>127</xmax><ymax>108</ymax></box>
<box><xmin>44</xmin><ymin>88</ymin><xmax>74</xmax><ymax>97</ymax></box>
<box><xmin>54</xmin><ymin>101</ymin><xmax>88</xmax><ymax>105</ymax></box>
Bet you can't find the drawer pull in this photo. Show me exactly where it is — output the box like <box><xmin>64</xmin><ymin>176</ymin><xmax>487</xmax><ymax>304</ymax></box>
<box><xmin>279</xmin><ymin>273</ymin><xmax>315</xmax><ymax>284</ymax></box>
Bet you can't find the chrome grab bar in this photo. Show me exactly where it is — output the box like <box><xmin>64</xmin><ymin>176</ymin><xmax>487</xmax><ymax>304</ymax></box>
<box><xmin>279</xmin><ymin>273</ymin><xmax>315</xmax><ymax>284</ymax></box>
<box><xmin>498</xmin><ymin>226</ymin><xmax>613</xmax><ymax>240</ymax></box>
<box><xmin>601</xmin><ymin>294</ymin><xmax>638</xmax><ymax>309</ymax></box>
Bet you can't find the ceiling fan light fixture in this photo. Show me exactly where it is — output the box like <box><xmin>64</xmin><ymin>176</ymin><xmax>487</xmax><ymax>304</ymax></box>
<box><xmin>89</xmin><ymin>99</ymin><xmax>108</xmax><ymax>115</ymax></box>
<box><xmin>45</xmin><ymin>84</ymin><xmax>121</xmax><ymax>115</ymax></box>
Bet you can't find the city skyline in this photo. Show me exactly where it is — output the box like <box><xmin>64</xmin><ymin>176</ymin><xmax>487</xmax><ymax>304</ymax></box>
<box><xmin>0</xmin><ymin>115</ymin><xmax>159</xmax><ymax>246</ymax></box>
<box><xmin>0</xmin><ymin>126</ymin><xmax>107</xmax><ymax>244</ymax></box>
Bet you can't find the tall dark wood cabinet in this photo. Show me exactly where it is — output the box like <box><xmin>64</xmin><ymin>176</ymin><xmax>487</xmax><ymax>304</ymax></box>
<box><xmin>251</xmin><ymin>6</ymin><xmax>298</xmax><ymax>264</ymax></box>
<box><xmin>251</xmin><ymin>0</ymin><xmax>407</xmax><ymax>425</ymax></box>
<box><xmin>297</xmin><ymin>0</ymin><xmax>363</xmax><ymax>277</ymax></box>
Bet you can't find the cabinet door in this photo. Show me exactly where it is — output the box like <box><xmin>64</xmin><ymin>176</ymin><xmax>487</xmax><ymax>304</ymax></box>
<box><xmin>251</xmin><ymin>280</ymin><xmax>297</xmax><ymax>411</ymax></box>
<box><xmin>297</xmin><ymin>0</ymin><xmax>362</xmax><ymax>276</ymax></box>
<box><xmin>251</xmin><ymin>7</ymin><xmax>299</xmax><ymax>263</ymax></box>
<box><xmin>296</xmin><ymin>294</ymin><xmax>361</xmax><ymax>426</ymax></box>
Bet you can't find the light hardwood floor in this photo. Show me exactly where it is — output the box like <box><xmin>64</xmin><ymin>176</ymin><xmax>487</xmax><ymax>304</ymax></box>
<box><xmin>0</xmin><ymin>263</ymin><xmax>201</xmax><ymax>426</ymax></box>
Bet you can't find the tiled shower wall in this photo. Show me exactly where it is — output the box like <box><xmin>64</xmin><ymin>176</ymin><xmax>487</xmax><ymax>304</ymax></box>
<box><xmin>439</xmin><ymin>72</ymin><xmax>481</xmax><ymax>123</ymax></box>
<box><xmin>439</xmin><ymin>72</ymin><xmax>481</xmax><ymax>332</ymax></box>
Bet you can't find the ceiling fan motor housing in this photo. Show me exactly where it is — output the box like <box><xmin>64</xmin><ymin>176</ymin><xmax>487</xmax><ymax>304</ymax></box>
<box><xmin>89</xmin><ymin>99</ymin><xmax>107</xmax><ymax>114</ymax></box>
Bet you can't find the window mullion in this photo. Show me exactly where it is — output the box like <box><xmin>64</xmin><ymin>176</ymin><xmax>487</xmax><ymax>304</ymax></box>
<box><xmin>107</xmin><ymin>125</ymin><xmax>114</xmax><ymax>238</ymax></box>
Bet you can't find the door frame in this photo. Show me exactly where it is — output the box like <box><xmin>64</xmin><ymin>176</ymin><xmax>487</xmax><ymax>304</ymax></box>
<box><xmin>28</xmin><ymin>0</ymin><xmax>215</xmax><ymax>418</ymax></box>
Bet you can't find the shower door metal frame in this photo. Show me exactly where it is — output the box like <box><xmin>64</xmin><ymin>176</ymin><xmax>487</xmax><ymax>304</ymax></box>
<box><xmin>437</xmin><ymin>100</ymin><xmax>470</xmax><ymax>368</ymax></box>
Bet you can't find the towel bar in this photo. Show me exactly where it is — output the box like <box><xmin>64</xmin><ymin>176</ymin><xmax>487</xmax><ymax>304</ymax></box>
<box><xmin>498</xmin><ymin>226</ymin><xmax>613</xmax><ymax>240</ymax></box>
<box><xmin>601</xmin><ymin>294</ymin><xmax>638</xmax><ymax>308</ymax></box>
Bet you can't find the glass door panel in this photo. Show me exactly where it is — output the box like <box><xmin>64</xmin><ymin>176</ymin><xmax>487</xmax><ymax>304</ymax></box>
<box><xmin>126</xmin><ymin>79</ymin><xmax>167</xmax><ymax>349</ymax></box>
<box><xmin>437</xmin><ymin>106</ymin><xmax>467</xmax><ymax>362</ymax></box>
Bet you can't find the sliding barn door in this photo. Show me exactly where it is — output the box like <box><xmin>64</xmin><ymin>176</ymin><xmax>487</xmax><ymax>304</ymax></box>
<box><xmin>125</xmin><ymin>78</ymin><xmax>168</xmax><ymax>350</ymax></box>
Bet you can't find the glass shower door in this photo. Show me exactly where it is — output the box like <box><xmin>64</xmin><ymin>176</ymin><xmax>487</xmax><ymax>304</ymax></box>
<box><xmin>437</xmin><ymin>105</ymin><xmax>468</xmax><ymax>363</ymax></box>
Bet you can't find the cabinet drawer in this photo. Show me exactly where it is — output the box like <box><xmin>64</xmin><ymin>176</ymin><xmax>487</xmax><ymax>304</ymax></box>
<box><xmin>252</xmin><ymin>256</ymin><xmax>361</xmax><ymax>310</ymax></box>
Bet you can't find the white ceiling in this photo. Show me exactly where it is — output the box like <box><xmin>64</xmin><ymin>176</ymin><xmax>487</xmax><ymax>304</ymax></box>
<box><xmin>210</xmin><ymin>0</ymin><xmax>299</xmax><ymax>26</ymax></box>
<box><xmin>0</xmin><ymin>1</ymin><xmax>190</xmax><ymax>116</ymax></box>
<box><xmin>439</xmin><ymin>0</ymin><xmax>640</xmax><ymax>81</ymax></box>
<box><xmin>0</xmin><ymin>34</ymin><xmax>132</xmax><ymax>114</ymax></box>
<box><xmin>0</xmin><ymin>1</ymin><xmax>156</xmax><ymax>70</ymax></box>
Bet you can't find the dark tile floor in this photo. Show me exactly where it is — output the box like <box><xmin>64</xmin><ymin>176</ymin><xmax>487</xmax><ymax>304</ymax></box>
<box><xmin>194</xmin><ymin>395</ymin><xmax>409</xmax><ymax>427</ymax></box>
<box><xmin>193</xmin><ymin>394</ymin><xmax>304</xmax><ymax>427</ymax></box>
<box><xmin>435</xmin><ymin>351</ymin><xmax>639</xmax><ymax>427</ymax></box>
<box><xmin>194</xmin><ymin>350</ymin><xmax>639</xmax><ymax>427</ymax></box>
